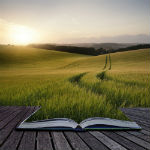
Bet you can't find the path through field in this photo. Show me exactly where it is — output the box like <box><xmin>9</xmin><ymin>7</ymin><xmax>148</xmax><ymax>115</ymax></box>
<box><xmin>0</xmin><ymin>45</ymin><xmax>149</xmax><ymax>122</ymax></box>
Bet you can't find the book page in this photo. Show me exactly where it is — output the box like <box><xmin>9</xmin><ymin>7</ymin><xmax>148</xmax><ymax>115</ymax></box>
<box><xmin>80</xmin><ymin>117</ymin><xmax>141</xmax><ymax>129</ymax></box>
<box><xmin>18</xmin><ymin>118</ymin><xmax>78</xmax><ymax>129</ymax></box>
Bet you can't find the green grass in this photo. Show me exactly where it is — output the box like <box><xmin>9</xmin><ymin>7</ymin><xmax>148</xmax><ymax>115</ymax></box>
<box><xmin>0</xmin><ymin>45</ymin><xmax>150</xmax><ymax>122</ymax></box>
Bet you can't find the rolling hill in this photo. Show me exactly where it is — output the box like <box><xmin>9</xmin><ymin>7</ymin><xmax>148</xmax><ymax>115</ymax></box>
<box><xmin>0</xmin><ymin>45</ymin><xmax>149</xmax><ymax>122</ymax></box>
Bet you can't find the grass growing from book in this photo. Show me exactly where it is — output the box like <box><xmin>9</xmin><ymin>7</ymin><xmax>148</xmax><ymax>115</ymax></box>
<box><xmin>0</xmin><ymin>45</ymin><xmax>150</xmax><ymax>123</ymax></box>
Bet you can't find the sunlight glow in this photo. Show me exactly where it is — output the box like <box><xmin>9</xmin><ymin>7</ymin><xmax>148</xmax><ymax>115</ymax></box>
<box><xmin>10</xmin><ymin>25</ymin><xmax>36</xmax><ymax>45</ymax></box>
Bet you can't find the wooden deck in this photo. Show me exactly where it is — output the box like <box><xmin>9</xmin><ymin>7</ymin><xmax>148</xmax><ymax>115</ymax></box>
<box><xmin>0</xmin><ymin>106</ymin><xmax>149</xmax><ymax>150</ymax></box>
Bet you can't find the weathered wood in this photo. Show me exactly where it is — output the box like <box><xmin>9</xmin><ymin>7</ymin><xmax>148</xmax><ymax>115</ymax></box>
<box><xmin>140</xmin><ymin>129</ymin><xmax>150</xmax><ymax>136</ymax></box>
<box><xmin>64</xmin><ymin>131</ymin><xmax>90</xmax><ymax>150</ymax></box>
<box><xmin>123</xmin><ymin>112</ymin><xmax>150</xmax><ymax>124</ymax></box>
<box><xmin>121</xmin><ymin>108</ymin><xmax>149</xmax><ymax>121</ymax></box>
<box><xmin>0</xmin><ymin>107</ymin><xmax>150</xmax><ymax>150</ymax></box>
<box><xmin>78</xmin><ymin>132</ymin><xmax>109</xmax><ymax>150</ymax></box>
<box><xmin>0</xmin><ymin>131</ymin><xmax>23</xmax><ymax>150</ymax></box>
<box><xmin>132</xmin><ymin>107</ymin><xmax>150</xmax><ymax>112</ymax></box>
<box><xmin>17</xmin><ymin>107</ymin><xmax>40</xmax><ymax>150</ymax></box>
<box><xmin>0</xmin><ymin>107</ymin><xmax>36</xmax><ymax>150</ymax></box>
<box><xmin>0</xmin><ymin>107</ymin><xmax>29</xmax><ymax>145</ymax></box>
<box><xmin>121</xmin><ymin>108</ymin><xmax>150</xmax><ymax>132</ymax></box>
<box><xmin>0</xmin><ymin>107</ymin><xmax>18</xmax><ymax>121</ymax></box>
<box><xmin>51</xmin><ymin>132</ymin><xmax>72</xmax><ymax>150</ymax></box>
<box><xmin>0</xmin><ymin>106</ymin><xmax>4</xmax><ymax>110</ymax></box>
<box><xmin>0</xmin><ymin>106</ymin><xmax>9</xmax><ymax>113</ymax></box>
<box><xmin>18</xmin><ymin>131</ymin><xmax>36</xmax><ymax>150</ymax></box>
<box><xmin>127</xmin><ymin>131</ymin><xmax>150</xmax><ymax>143</ymax></box>
<box><xmin>37</xmin><ymin>131</ymin><xmax>53</xmax><ymax>150</ymax></box>
<box><xmin>0</xmin><ymin>107</ymin><xmax>23</xmax><ymax>129</ymax></box>
<box><xmin>103</xmin><ymin>131</ymin><xmax>146</xmax><ymax>150</ymax></box>
<box><xmin>137</xmin><ymin>122</ymin><xmax>150</xmax><ymax>130</ymax></box>
<box><xmin>124</xmin><ymin>107</ymin><xmax>150</xmax><ymax>113</ymax></box>
<box><xmin>90</xmin><ymin>131</ymin><xmax>127</xmax><ymax>150</ymax></box>
<box><xmin>116</xmin><ymin>131</ymin><xmax>150</xmax><ymax>150</ymax></box>
<box><xmin>125</xmin><ymin>114</ymin><xmax>150</xmax><ymax>126</ymax></box>
<box><xmin>138</xmin><ymin>124</ymin><xmax>150</xmax><ymax>132</ymax></box>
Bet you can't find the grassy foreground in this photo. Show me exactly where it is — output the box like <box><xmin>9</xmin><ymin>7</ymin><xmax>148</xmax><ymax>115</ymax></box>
<box><xmin>0</xmin><ymin>45</ymin><xmax>150</xmax><ymax>122</ymax></box>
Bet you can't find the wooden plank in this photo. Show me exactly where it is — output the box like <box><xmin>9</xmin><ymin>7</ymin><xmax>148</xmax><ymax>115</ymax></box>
<box><xmin>0</xmin><ymin>107</ymin><xmax>23</xmax><ymax>129</ymax></box>
<box><xmin>37</xmin><ymin>131</ymin><xmax>53</xmax><ymax>150</ymax></box>
<box><xmin>128</xmin><ymin>116</ymin><xmax>150</xmax><ymax>128</ymax></box>
<box><xmin>116</xmin><ymin>131</ymin><xmax>150</xmax><ymax>150</ymax></box>
<box><xmin>121</xmin><ymin>108</ymin><xmax>150</xmax><ymax>132</ymax></box>
<box><xmin>136</xmin><ymin>122</ymin><xmax>150</xmax><ymax>130</ymax></box>
<box><xmin>0</xmin><ymin>106</ymin><xmax>9</xmax><ymax>113</ymax></box>
<box><xmin>78</xmin><ymin>132</ymin><xmax>109</xmax><ymax>150</ymax></box>
<box><xmin>18</xmin><ymin>131</ymin><xmax>36</xmax><ymax>150</ymax></box>
<box><xmin>121</xmin><ymin>108</ymin><xmax>149</xmax><ymax>121</ymax></box>
<box><xmin>137</xmin><ymin>124</ymin><xmax>150</xmax><ymax>132</ymax></box>
<box><xmin>0</xmin><ymin>107</ymin><xmax>36</xmax><ymax>150</ymax></box>
<box><xmin>0</xmin><ymin>106</ymin><xmax>149</xmax><ymax>150</ymax></box>
<box><xmin>64</xmin><ymin>131</ymin><xmax>90</xmax><ymax>150</ymax></box>
<box><xmin>127</xmin><ymin>131</ymin><xmax>150</xmax><ymax>143</ymax></box>
<box><xmin>103</xmin><ymin>131</ymin><xmax>145</xmax><ymax>150</ymax></box>
<box><xmin>140</xmin><ymin>129</ymin><xmax>150</xmax><ymax>136</ymax></box>
<box><xmin>0</xmin><ymin>107</ymin><xmax>17</xmax><ymax>121</ymax></box>
<box><xmin>132</xmin><ymin>107</ymin><xmax>150</xmax><ymax>112</ymax></box>
<box><xmin>0</xmin><ymin>106</ymin><xmax>9</xmax><ymax>111</ymax></box>
<box><xmin>18</xmin><ymin>107</ymin><xmax>40</xmax><ymax>150</ymax></box>
<box><xmin>0</xmin><ymin>107</ymin><xmax>29</xmax><ymax>145</ymax></box>
<box><xmin>0</xmin><ymin>131</ymin><xmax>23</xmax><ymax>150</ymax></box>
<box><xmin>124</xmin><ymin>112</ymin><xmax>150</xmax><ymax>124</ymax></box>
<box><xmin>125</xmin><ymin>108</ymin><xmax>150</xmax><ymax>113</ymax></box>
<box><xmin>121</xmin><ymin>108</ymin><xmax>147</xmax><ymax>115</ymax></box>
<box><xmin>90</xmin><ymin>131</ymin><xmax>127</xmax><ymax>150</ymax></box>
<box><xmin>125</xmin><ymin>114</ymin><xmax>150</xmax><ymax>126</ymax></box>
<box><xmin>0</xmin><ymin>107</ymin><xmax>15</xmax><ymax>119</ymax></box>
<box><xmin>0</xmin><ymin>106</ymin><xmax>4</xmax><ymax>110</ymax></box>
<box><xmin>51</xmin><ymin>132</ymin><xmax>72</xmax><ymax>150</ymax></box>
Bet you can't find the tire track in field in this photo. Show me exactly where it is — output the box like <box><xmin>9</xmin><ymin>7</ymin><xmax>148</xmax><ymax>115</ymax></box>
<box><xmin>69</xmin><ymin>70</ymin><xmax>142</xmax><ymax>110</ymax></box>
<box><xmin>103</xmin><ymin>53</ymin><xmax>111</xmax><ymax>70</ymax></box>
<box><xmin>103</xmin><ymin>55</ymin><xmax>108</xmax><ymax>70</ymax></box>
<box><xmin>68</xmin><ymin>72</ymin><xmax>127</xmax><ymax>111</ymax></box>
<box><xmin>99</xmin><ymin>53</ymin><xmax>145</xmax><ymax>87</ymax></box>
<box><xmin>68</xmin><ymin>53</ymin><xmax>112</xmax><ymax>100</ymax></box>
<box><xmin>69</xmin><ymin>72</ymin><xmax>87</xmax><ymax>83</ymax></box>
<box><xmin>68</xmin><ymin>72</ymin><xmax>104</xmax><ymax>96</ymax></box>
<box><xmin>96</xmin><ymin>71</ymin><xmax>146</xmax><ymax>87</ymax></box>
<box><xmin>100</xmin><ymin>53</ymin><xmax>145</xmax><ymax>87</ymax></box>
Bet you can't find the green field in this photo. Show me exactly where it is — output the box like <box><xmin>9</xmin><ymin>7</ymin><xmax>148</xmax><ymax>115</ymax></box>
<box><xmin>0</xmin><ymin>45</ymin><xmax>150</xmax><ymax>122</ymax></box>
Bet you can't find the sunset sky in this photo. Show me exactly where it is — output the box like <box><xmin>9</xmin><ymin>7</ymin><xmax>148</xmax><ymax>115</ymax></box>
<box><xmin>0</xmin><ymin>0</ymin><xmax>149</xmax><ymax>44</ymax></box>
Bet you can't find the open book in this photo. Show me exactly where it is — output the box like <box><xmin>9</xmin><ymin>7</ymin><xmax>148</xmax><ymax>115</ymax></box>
<box><xmin>17</xmin><ymin>108</ymin><xmax>141</xmax><ymax>131</ymax></box>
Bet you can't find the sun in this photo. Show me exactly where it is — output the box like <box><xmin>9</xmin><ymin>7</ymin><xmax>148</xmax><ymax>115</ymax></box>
<box><xmin>10</xmin><ymin>25</ymin><xmax>36</xmax><ymax>45</ymax></box>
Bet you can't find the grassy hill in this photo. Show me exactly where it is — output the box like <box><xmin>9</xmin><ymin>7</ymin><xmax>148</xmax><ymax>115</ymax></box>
<box><xmin>0</xmin><ymin>45</ymin><xmax>87</xmax><ymax>68</ymax></box>
<box><xmin>0</xmin><ymin>45</ymin><xmax>149</xmax><ymax>122</ymax></box>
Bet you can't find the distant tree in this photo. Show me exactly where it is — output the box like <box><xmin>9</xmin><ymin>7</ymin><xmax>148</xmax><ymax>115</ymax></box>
<box><xmin>29</xmin><ymin>44</ymin><xmax>150</xmax><ymax>56</ymax></box>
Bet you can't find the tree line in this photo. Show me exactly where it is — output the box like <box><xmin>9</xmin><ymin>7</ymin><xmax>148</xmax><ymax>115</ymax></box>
<box><xmin>29</xmin><ymin>44</ymin><xmax>150</xmax><ymax>56</ymax></box>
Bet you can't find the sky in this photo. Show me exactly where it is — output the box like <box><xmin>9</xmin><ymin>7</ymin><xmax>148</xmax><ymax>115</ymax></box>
<box><xmin>0</xmin><ymin>0</ymin><xmax>150</xmax><ymax>44</ymax></box>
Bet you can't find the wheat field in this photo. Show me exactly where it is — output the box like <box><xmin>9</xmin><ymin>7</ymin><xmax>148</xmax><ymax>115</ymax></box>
<box><xmin>0</xmin><ymin>45</ymin><xmax>149</xmax><ymax>122</ymax></box>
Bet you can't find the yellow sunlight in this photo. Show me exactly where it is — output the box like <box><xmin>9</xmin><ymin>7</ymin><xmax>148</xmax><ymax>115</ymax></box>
<box><xmin>10</xmin><ymin>25</ymin><xmax>36</xmax><ymax>45</ymax></box>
